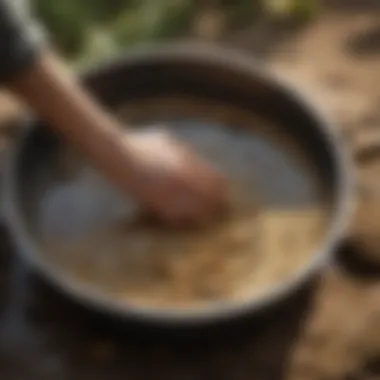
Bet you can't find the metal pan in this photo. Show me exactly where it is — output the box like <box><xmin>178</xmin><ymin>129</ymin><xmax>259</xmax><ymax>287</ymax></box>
<box><xmin>3</xmin><ymin>44</ymin><xmax>353</xmax><ymax>327</ymax></box>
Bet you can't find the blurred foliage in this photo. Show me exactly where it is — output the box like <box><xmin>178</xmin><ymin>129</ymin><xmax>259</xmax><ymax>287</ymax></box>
<box><xmin>264</xmin><ymin>0</ymin><xmax>319</xmax><ymax>20</ymax></box>
<box><xmin>35</xmin><ymin>0</ymin><xmax>90</xmax><ymax>57</ymax></box>
<box><xmin>220</xmin><ymin>0</ymin><xmax>262</xmax><ymax>29</ymax></box>
<box><xmin>34</xmin><ymin>0</ymin><xmax>319</xmax><ymax>62</ymax></box>
<box><xmin>110</xmin><ymin>0</ymin><xmax>195</xmax><ymax>46</ymax></box>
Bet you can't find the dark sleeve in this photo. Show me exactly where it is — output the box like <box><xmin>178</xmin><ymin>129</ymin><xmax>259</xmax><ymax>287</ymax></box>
<box><xmin>0</xmin><ymin>0</ymin><xmax>45</xmax><ymax>83</ymax></box>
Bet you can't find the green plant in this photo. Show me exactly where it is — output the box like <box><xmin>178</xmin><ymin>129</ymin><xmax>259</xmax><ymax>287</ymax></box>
<box><xmin>35</xmin><ymin>0</ymin><xmax>318</xmax><ymax>61</ymax></box>
<box><xmin>222</xmin><ymin>0</ymin><xmax>262</xmax><ymax>29</ymax></box>
<box><xmin>110</xmin><ymin>0</ymin><xmax>193</xmax><ymax>46</ymax></box>
<box><xmin>263</xmin><ymin>0</ymin><xmax>319</xmax><ymax>20</ymax></box>
<box><xmin>147</xmin><ymin>0</ymin><xmax>194</xmax><ymax>40</ymax></box>
<box><xmin>35</xmin><ymin>0</ymin><xmax>91</xmax><ymax>57</ymax></box>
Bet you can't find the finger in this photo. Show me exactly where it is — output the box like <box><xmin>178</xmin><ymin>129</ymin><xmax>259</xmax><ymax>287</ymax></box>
<box><xmin>165</xmin><ymin>195</ymin><xmax>204</xmax><ymax>223</ymax></box>
<box><xmin>185</xmin><ymin>168</ymin><xmax>228</xmax><ymax>213</ymax></box>
<box><xmin>175</xmin><ymin>187</ymin><xmax>220</xmax><ymax>223</ymax></box>
<box><xmin>161</xmin><ymin>182</ymin><xmax>219</xmax><ymax>224</ymax></box>
<box><xmin>157</xmin><ymin>205</ymin><xmax>200</xmax><ymax>226</ymax></box>
<box><xmin>211</xmin><ymin>175</ymin><xmax>230</xmax><ymax>210</ymax></box>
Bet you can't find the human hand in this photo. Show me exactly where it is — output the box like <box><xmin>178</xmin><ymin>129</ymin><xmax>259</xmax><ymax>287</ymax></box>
<box><xmin>123</xmin><ymin>128</ymin><xmax>227</xmax><ymax>224</ymax></box>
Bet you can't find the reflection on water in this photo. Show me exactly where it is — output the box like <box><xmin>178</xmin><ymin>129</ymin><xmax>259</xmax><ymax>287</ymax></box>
<box><xmin>34</xmin><ymin>96</ymin><xmax>330</xmax><ymax>309</ymax></box>
<box><xmin>172</xmin><ymin>121</ymin><xmax>320</xmax><ymax>207</ymax></box>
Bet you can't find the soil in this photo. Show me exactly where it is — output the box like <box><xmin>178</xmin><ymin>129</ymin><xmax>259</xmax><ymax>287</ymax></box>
<box><xmin>0</xmin><ymin>1</ymin><xmax>379</xmax><ymax>379</ymax></box>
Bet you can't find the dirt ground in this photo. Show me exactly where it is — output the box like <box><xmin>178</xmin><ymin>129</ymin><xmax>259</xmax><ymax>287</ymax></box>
<box><xmin>240</xmin><ymin>3</ymin><xmax>380</xmax><ymax>379</ymax></box>
<box><xmin>1</xmin><ymin>2</ymin><xmax>380</xmax><ymax>380</ymax></box>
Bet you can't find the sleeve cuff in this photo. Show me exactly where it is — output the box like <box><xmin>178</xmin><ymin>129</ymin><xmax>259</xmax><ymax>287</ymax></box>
<box><xmin>0</xmin><ymin>20</ymin><xmax>46</xmax><ymax>83</ymax></box>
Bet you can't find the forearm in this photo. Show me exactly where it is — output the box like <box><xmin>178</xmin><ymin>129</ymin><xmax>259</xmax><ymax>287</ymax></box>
<box><xmin>0</xmin><ymin>0</ymin><xmax>139</xmax><ymax>194</ymax></box>
<box><xmin>9</xmin><ymin>51</ymin><xmax>138</xmax><ymax>194</ymax></box>
<box><xmin>0</xmin><ymin>0</ymin><xmax>226</xmax><ymax>222</ymax></box>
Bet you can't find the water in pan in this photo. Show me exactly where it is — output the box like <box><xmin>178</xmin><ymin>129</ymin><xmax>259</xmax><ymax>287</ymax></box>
<box><xmin>34</xmin><ymin>96</ymin><xmax>330</xmax><ymax>309</ymax></box>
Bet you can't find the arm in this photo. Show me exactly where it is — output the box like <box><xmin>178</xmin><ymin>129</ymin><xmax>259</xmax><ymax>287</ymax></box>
<box><xmin>9</xmin><ymin>52</ymin><xmax>139</xmax><ymax>197</ymax></box>
<box><xmin>0</xmin><ymin>0</ymin><xmax>138</xmax><ymax>195</ymax></box>
<box><xmin>0</xmin><ymin>0</ymin><xmax>226</xmax><ymax>223</ymax></box>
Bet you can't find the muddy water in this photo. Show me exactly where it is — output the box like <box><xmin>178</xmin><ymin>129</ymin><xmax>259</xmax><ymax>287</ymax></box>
<box><xmin>34</xmin><ymin>96</ymin><xmax>330</xmax><ymax>309</ymax></box>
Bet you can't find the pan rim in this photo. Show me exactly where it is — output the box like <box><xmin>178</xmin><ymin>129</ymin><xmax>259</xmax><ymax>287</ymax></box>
<box><xmin>3</xmin><ymin>42</ymin><xmax>354</xmax><ymax>326</ymax></box>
